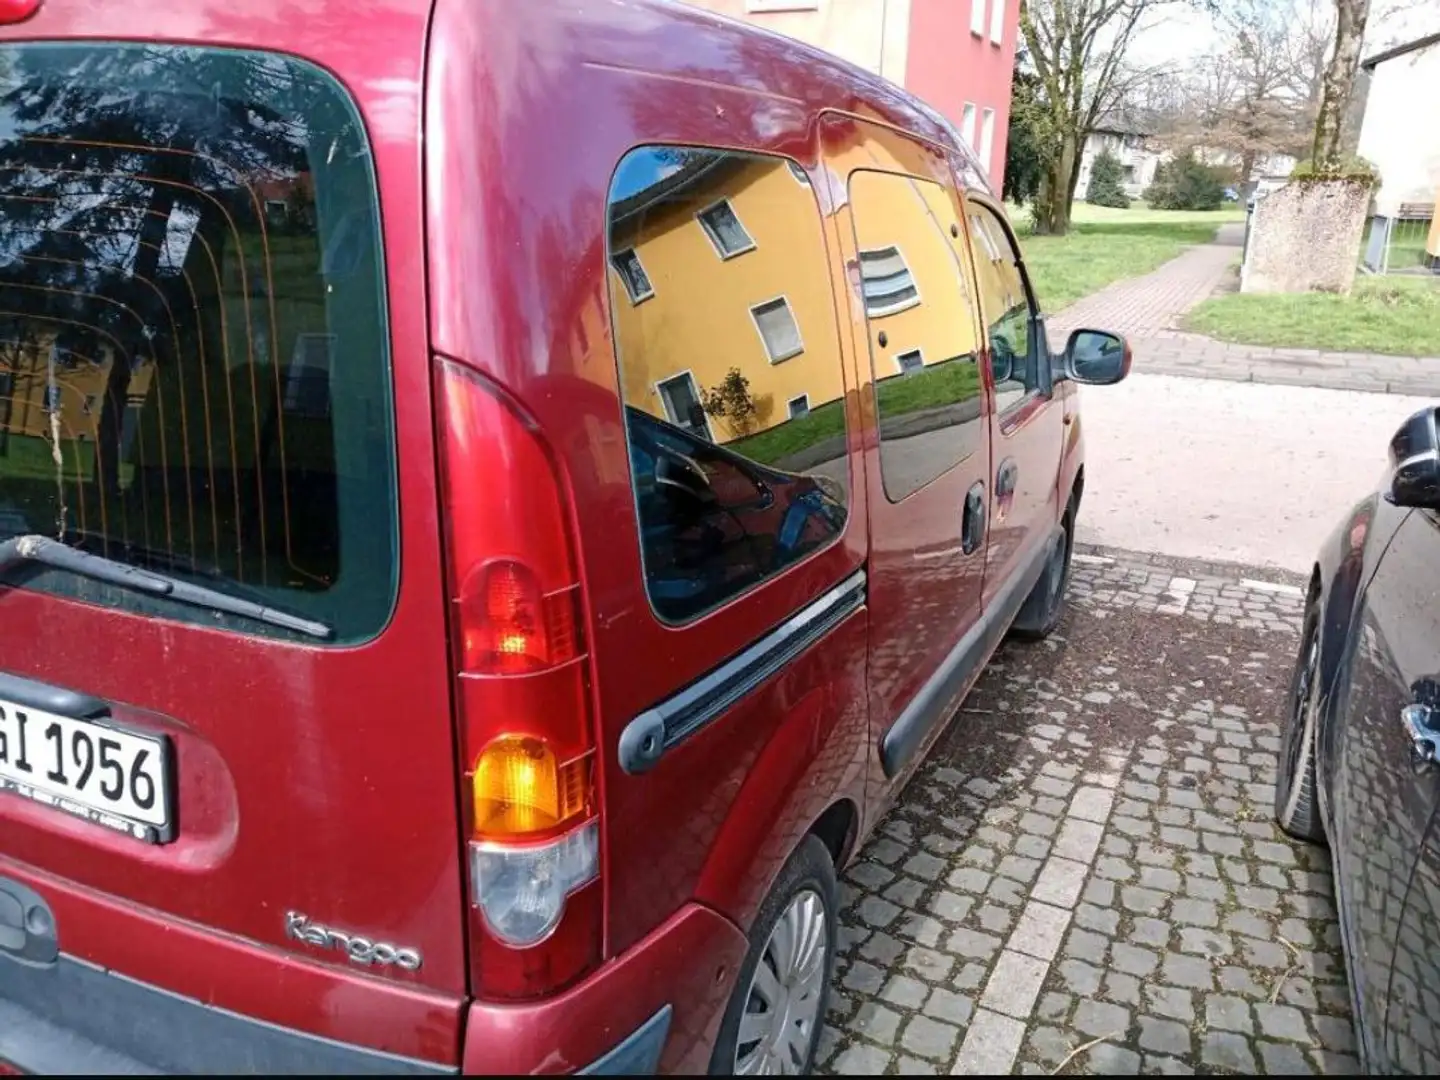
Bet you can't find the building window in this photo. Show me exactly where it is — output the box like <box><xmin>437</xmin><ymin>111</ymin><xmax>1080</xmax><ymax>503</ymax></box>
<box><xmin>611</xmin><ymin>248</ymin><xmax>654</xmax><ymax>303</ymax></box>
<box><xmin>697</xmin><ymin>199</ymin><xmax>756</xmax><ymax>259</ymax></box>
<box><xmin>787</xmin><ymin>160</ymin><xmax>811</xmax><ymax>186</ymax></box>
<box><xmin>989</xmin><ymin>0</ymin><xmax>1005</xmax><ymax>44</ymax></box>
<box><xmin>961</xmin><ymin>103</ymin><xmax>978</xmax><ymax>149</ymax></box>
<box><xmin>895</xmin><ymin>349</ymin><xmax>925</xmax><ymax>375</ymax></box>
<box><xmin>980</xmin><ymin>108</ymin><xmax>996</xmax><ymax>167</ymax></box>
<box><xmin>751</xmin><ymin>296</ymin><xmax>804</xmax><ymax>362</ymax></box>
<box><xmin>970</xmin><ymin>0</ymin><xmax>987</xmax><ymax>36</ymax></box>
<box><xmin>787</xmin><ymin>394</ymin><xmax>811</xmax><ymax>419</ymax></box>
<box><xmin>858</xmin><ymin>246</ymin><xmax>920</xmax><ymax>316</ymax></box>
<box><xmin>655</xmin><ymin>370</ymin><xmax>712</xmax><ymax>441</ymax></box>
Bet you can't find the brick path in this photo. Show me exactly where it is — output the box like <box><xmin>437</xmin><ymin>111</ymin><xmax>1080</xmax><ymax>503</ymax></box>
<box><xmin>1046</xmin><ymin>223</ymin><xmax>1440</xmax><ymax>397</ymax></box>
<box><xmin>818</xmin><ymin>548</ymin><xmax>1355</xmax><ymax>1076</ymax></box>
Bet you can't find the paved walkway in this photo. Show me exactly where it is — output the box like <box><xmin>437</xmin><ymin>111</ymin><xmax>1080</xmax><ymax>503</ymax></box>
<box><xmin>1047</xmin><ymin>223</ymin><xmax>1440</xmax><ymax>397</ymax></box>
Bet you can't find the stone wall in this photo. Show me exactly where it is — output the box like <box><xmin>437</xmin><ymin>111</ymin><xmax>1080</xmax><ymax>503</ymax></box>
<box><xmin>1240</xmin><ymin>179</ymin><xmax>1372</xmax><ymax>295</ymax></box>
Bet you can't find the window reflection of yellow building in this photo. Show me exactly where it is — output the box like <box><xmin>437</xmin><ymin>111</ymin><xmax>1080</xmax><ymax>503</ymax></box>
<box><xmin>0</xmin><ymin>332</ymin><xmax>155</xmax><ymax>459</ymax></box>
<box><xmin>608</xmin><ymin>151</ymin><xmax>844</xmax><ymax>445</ymax></box>
<box><xmin>606</xmin><ymin>147</ymin><xmax>981</xmax><ymax>451</ymax></box>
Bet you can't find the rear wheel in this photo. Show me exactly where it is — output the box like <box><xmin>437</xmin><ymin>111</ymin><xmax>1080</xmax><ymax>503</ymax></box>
<box><xmin>1276</xmin><ymin>604</ymin><xmax>1327</xmax><ymax>844</ymax></box>
<box><xmin>710</xmin><ymin>836</ymin><xmax>837</xmax><ymax>1076</ymax></box>
<box><xmin>1011</xmin><ymin>501</ymin><xmax>1075</xmax><ymax>641</ymax></box>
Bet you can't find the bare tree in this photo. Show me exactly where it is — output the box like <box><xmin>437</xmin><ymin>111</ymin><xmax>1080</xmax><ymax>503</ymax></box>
<box><xmin>1019</xmin><ymin>0</ymin><xmax>1173</xmax><ymax>235</ymax></box>
<box><xmin>1311</xmin><ymin>0</ymin><xmax>1372</xmax><ymax>169</ymax></box>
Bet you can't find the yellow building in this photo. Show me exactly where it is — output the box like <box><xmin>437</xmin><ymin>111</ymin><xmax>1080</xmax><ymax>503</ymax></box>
<box><xmin>0</xmin><ymin>332</ymin><xmax>155</xmax><ymax>452</ymax></box>
<box><xmin>605</xmin><ymin>144</ymin><xmax>982</xmax><ymax>450</ymax></box>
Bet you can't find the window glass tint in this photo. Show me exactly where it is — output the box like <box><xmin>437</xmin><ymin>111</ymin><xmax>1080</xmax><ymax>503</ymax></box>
<box><xmin>0</xmin><ymin>44</ymin><xmax>395</xmax><ymax>643</ymax></box>
<box><xmin>847</xmin><ymin>171</ymin><xmax>984</xmax><ymax>502</ymax></box>
<box><xmin>607</xmin><ymin>147</ymin><xmax>849</xmax><ymax>624</ymax></box>
<box><xmin>967</xmin><ymin>204</ymin><xmax>1040</xmax><ymax>410</ymax></box>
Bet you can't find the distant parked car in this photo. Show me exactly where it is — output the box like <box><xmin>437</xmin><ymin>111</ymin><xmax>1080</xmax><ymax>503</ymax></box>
<box><xmin>1276</xmin><ymin>403</ymin><xmax>1440</xmax><ymax>1074</ymax></box>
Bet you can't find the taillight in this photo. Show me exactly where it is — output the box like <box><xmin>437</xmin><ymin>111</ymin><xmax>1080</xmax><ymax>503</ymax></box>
<box><xmin>436</xmin><ymin>358</ymin><xmax>601</xmax><ymax>1000</ymax></box>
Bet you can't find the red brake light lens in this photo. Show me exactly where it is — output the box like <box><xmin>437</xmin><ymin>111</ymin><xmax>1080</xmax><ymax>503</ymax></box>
<box><xmin>0</xmin><ymin>0</ymin><xmax>41</xmax><ymax>26</ymax></box>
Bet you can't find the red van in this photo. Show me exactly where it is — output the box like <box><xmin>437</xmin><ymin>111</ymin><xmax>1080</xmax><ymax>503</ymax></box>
<box><xmin>0</xmin><ymin>0</ymin><xmax>1129</xmax><ymax>1074</ymax></box>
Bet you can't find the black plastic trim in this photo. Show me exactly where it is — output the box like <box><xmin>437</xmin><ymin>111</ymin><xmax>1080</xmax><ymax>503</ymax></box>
<box><xmin>0</xmin><ymin>671</ymin><xmax>108</xmax><ymax>719</ymax></box>
<box><xmin>0</xmin><ymin>951</ymin><xmax>453</xmax><ymax>1075</ymax></box>
<box><xmin>618</xmin><ymin>570</ymin><xmax>867</xmax><ymax>774</ymax></box>
<box><xmin>879</xmin><ymin>527</ymin><xmax>1059</xmax><ymax>778</ymax></box>
<box><xmin>578</xmin><ymin>1004</ymin><xmax>673</xmax><ymax>1075</ymax></box>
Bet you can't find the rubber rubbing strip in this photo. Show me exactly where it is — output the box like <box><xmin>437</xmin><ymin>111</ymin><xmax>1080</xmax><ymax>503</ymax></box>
<box><xmin>878</xmin><ymin>526</ymin><xmax>1060</xmax><ymax>778</ymax></box>
<box><xmin>618</xmin><ymin>571</ymin><xmax>867</xmax><ymax>775</ymax></box>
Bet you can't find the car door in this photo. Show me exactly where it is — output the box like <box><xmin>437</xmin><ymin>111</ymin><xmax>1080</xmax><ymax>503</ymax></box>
<box><xmin>962</xmin><ymin>198</ymin><xmax>1066</xmax><ymax>608</ymax></box>
<box><xmin>821</xmin><ymin>115</ymin><xmax>991</xmax><ymax>789</ymax></box>
<box><xmin>1329</xmin><ymin>506</ymin><xmax>1440</xmax><ymax>1071</ymax></box>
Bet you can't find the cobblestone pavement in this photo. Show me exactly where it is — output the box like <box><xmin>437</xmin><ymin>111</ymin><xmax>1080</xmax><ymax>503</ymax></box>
<box><xmin>818</xmin><ymin>547</ymin><xmax>1358</xmax><ymax>1075</ymax></box>
<box><xmin>1045</xmin><ymin>222</ymin><xmax>1440</xmax><ymax>397</ymax></box>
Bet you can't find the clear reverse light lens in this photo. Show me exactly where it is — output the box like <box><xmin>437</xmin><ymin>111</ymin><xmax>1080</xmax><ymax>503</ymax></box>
<box><xmin>470</xmin><ymin>820</ymin><xmax>599</xmax><ymax>946</ymax></box>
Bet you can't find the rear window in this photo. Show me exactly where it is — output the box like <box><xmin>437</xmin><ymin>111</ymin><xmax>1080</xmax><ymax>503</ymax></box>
<box><xmin>0</xmin><ymin>43</ymin><xmax>396</xmax><ymax>643</ymax></box>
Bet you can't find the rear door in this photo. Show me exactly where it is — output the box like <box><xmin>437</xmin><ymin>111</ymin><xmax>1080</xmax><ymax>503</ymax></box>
<box><xmin>821</xmin><ymin>116</ymin><xmax>991</xmax><ymax>787</ymax></box>
<box><xmin>0</xmin><ymin>28</ymin><xmax>465</xmax><ymax>1071</ymax></box>
<box><xmin>1329</xmin><ymin>507</ymin><xmax>1440</xmax><ymax>1072</ymax></box>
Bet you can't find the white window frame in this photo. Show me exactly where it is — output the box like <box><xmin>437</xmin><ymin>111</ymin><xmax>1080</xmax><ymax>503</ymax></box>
<box><xmin>858</xmin><ymin>246</ymin><xmax>922</xmax><ymax>317</ymax></box>
<box><xmin>787</xmin><ymin>394</ymin><xmax>811</xmax><ymax>419</ymax></box>
<box><xmin>695</xmin><ymin>198</ymin><xmax>757</xmax><ymax>259</ymax></box>
<box><xmin>894</xmin><ymin>348</ymin><xmax>926</xmax><ymax>375</ymax></box>
<box><xmin>610</xmin><ymin>247</ymin><xmax>654</xmax><ymax>304</ymax></box>
<box><xmin>655</xmin><ymin>369</ymin><xmax>714</xmax><ymax>441</ymax></box>
<box><xmin>970</xmin><ymin>0</ymin><xmax>987</xmax><ymax>37</ymax></box>
<box><xmin>989</xmin><ymin>0</ymin><xmax>1005</xmax><ymax>44</ymax></box>
<box><xmin>980</xmin><ymin>108</ymin><xmax>996</xmax><ymax>167</ymax></box>
<box><xmin>961</xmin><ymin>102</ymin><xmax>978</xmax><ymax>149</ymax></box>
<box><xmin>749</xmin><ymin>295</ymin><xmax>805</xmax><ymax>364</ymax></box>
<box><xmin>745</xmin><ymin>0</ymin><xmax>819</xmax><ymax>10</ymax></box>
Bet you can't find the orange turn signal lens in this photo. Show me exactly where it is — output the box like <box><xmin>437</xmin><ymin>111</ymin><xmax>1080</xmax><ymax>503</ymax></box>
<box><xmin>472</xmin><ymin>736</ymin><xmax>591</xmax><ymax>838</ymax></box>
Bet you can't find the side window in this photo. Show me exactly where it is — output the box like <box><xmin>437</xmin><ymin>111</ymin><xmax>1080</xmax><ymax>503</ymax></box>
<box><xmin>847</xmin><ymin>170</ymin><xmax>985</xmax><ymax>502</ymax></box>
<box><xmin>967</xmin><ymin>203</ymin><xmax>1041</xmax><ymax>411</ymax></box>
<box><xmin>607</xmin><ymin>147</ymin><xmax>849</xmax><ymax>624</ymax></box>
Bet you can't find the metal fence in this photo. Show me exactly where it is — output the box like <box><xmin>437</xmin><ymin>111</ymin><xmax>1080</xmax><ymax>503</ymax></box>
<box><xmin>1361</xmin><ymin>204</ymin><xmax>1438</xmax><ymax>275</ymax></box>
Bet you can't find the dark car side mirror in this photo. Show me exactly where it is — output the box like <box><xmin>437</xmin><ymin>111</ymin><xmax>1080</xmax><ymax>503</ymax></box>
<box><xmin>1386</xmin><ymin>406</ymin><xmax>1440</xmax><ymax>510</ymax></box>
<box><xmin>1062</xmin><ymin>328</ymin><xmax>1131</xmax><ymax>386</ymax></box>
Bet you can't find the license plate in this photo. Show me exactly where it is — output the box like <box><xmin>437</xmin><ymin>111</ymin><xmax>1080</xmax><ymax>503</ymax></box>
<box><xmin>0</xmin><ymin>698</ymin><xmax>173</xmax><ymax>844</ymax></box>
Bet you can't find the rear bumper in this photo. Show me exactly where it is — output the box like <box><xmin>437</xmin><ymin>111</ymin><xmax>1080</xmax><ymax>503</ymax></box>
<box><xmin>462</xmin><ymin>902</ymin><xmax>748</xmax><ymax>1075</ymax></box>
<box><xmin>0</xmin><ymin>951</ymin><xmax>449</xmax><ymax>1075</ymax></box>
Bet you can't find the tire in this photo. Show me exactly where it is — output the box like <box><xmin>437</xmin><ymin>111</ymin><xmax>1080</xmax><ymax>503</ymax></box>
<box><xmin>710</xmin><ymin>835</ymin><xmax>837</xmax><ymax>1076</ymax></box>
<box><xmin>1010</xmin><ymin>501</ymin><xmax>1075</xmax><ymax>641</ymax></box>
<box><xmin>1276</xmin><ymin>603</ymin><xmax>1327</xmax><ymax>844</ymax></box>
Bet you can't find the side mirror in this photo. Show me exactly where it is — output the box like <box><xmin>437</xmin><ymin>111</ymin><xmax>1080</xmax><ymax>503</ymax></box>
<box><xmin>990</xmin><ymin>338</ymin><xmax>1016</xmax><ymax>385</ymax></box>
<box><xmin>1387</xmin><ymin>406</ymin><xmax>1440</xmax><ymax>509</ymax></box>
<box><xmin>1063</xmin><ymin>328</ymin><xmax>1131</xmax><ymax>386</ymax></box>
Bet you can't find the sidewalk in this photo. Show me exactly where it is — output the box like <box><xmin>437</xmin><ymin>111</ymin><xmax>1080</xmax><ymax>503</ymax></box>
<box><xmin>1046</xmin><ymin>223</ymin><xmax>1440</xmax><ymax>397</ymax></box>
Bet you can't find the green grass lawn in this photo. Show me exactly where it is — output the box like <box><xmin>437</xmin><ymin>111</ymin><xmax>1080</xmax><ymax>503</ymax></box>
<box><xmin>1183</xmin><ymin>276</ymin><xmax>1440</xmax><ymax>357</ymax></box>
<box><xmin>729</xmin><ymin>358</ymin><xmax>981</xmax><ymax>466</ymax></box>
<box><xmin>1009</xmin><ymin>201</ymin><xmax>1246</xmax><ymax>313</ymax></box>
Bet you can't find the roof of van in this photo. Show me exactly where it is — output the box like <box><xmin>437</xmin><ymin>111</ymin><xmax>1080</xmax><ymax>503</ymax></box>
<box><xmin>1</xmin><ymin>0</ymin><xmax>989</xmax><ymax>192</ymax></box>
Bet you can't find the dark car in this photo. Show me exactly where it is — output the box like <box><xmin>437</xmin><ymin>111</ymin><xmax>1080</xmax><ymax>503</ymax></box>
<box><xmin>1276</xmin><ymin>403</ymin><xmax>1440</xmax><ymax>1074</ymax></box>
<box><xmin>0</xmin><ymin>0</ymin><xmax>1131</xmax><ymax>1074</ymax></box>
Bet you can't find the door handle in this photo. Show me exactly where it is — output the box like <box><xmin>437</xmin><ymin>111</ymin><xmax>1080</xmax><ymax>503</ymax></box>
<box><xmin>1402</xmin><ymin>704</ymin><xmax>1440</xmax><ymax>772</ymax></box>
<box><xmin>996</xmin><ymin>458</ymin><xmax>1019</xmax><ymax>499</ymax></box>
<box><xmin>962</xmin><ymin>482</ymin><xmax>986</xmax><ymax>555</ymax></box>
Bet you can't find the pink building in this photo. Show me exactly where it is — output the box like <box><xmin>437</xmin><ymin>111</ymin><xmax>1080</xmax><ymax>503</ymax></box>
<box><xmin>685</xmin><ymin>0</ymin><xmax>1019</xmax><ymax>185</ymax></box>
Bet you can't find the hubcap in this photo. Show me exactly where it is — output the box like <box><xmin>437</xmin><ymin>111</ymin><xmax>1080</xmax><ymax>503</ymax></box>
<box><xmin>734</xmin><ymin>890</ymin><xmax>828</xmax><ymax>1075</ymax></box>
<box><xmin>1286</xmin><ymin>630</ymin><xmax>1320</xmax><ymax>779</ymax></box>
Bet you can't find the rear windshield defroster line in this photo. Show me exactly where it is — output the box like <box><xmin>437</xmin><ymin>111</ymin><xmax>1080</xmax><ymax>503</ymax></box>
<box><xmin>0</xmin><ymin>42</ymin><xmax>398</xmax><ymax>644</ymax></box>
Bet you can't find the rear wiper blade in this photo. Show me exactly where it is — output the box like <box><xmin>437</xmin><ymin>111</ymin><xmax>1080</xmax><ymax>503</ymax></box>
<box><xmin>0</xmin><ymin>534</ymin><xmax>334</xmax><ymax>640</ymax></box>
